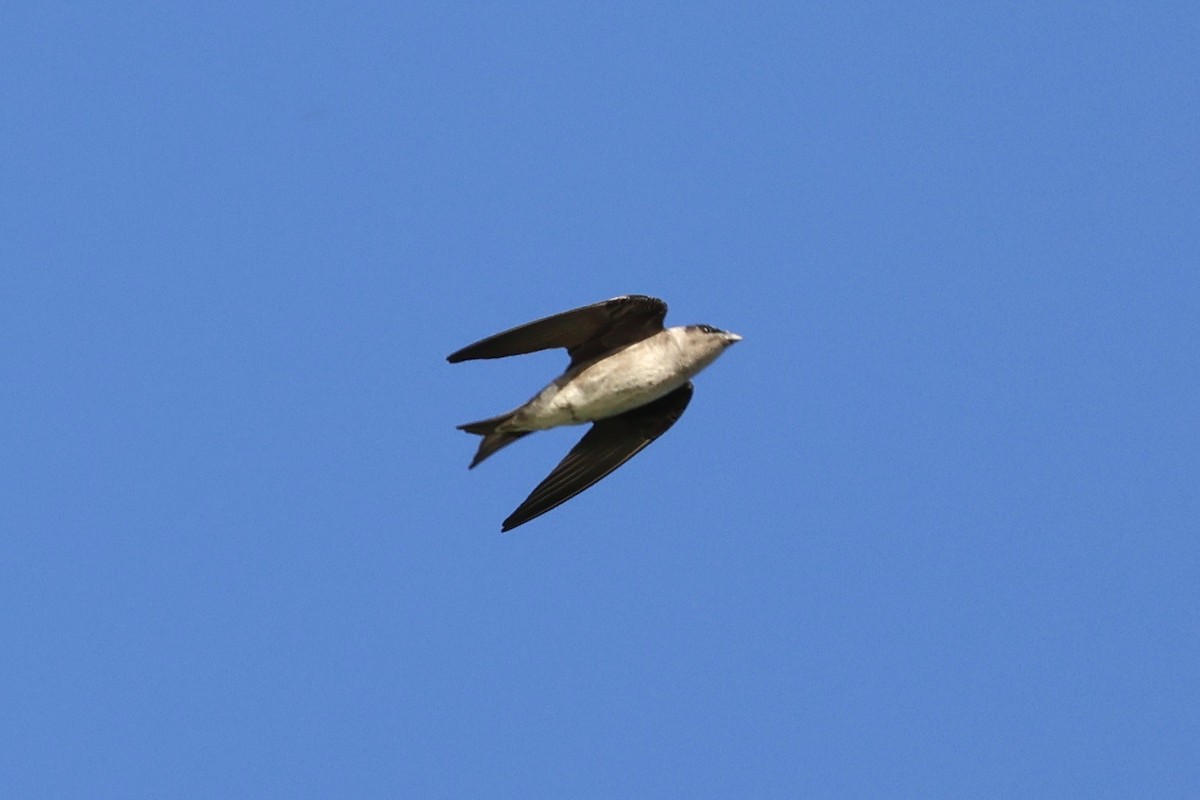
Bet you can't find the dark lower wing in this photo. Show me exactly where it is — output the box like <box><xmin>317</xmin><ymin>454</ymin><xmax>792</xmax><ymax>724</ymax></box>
<box><xmin>446</xmin><ymin>295</ymin><xmax>667</xmax><ymax>367</ymax></box>
<box><xmin>501</xmin><ymin>382</ymin><xmax>694</xmax><ymax>532</ymax></box>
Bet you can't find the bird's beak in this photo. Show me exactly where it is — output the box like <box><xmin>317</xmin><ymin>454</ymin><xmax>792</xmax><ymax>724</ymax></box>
<box><xmin>724</xmin><ymin>331</ymin><xmax>743</xmax><ymax>344</ymax></box>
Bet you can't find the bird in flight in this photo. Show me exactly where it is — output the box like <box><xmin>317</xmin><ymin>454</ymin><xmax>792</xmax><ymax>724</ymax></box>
<box><xmin>447</xmin><ymin>295</ymin><xmax>741</xmax><ymax>531</ymax></box>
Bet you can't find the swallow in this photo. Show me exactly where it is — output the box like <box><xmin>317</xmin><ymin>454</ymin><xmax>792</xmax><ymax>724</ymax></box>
<box><xmin>447</xmin><ymin>294</ymin><xmax>741</xmax><ymax>531</ymax></box>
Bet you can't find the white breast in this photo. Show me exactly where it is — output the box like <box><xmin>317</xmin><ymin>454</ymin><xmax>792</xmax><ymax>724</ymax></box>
<box><xmin>512</xmin><ymin>335</ymin><xmax>683</xmax><ymax>428</ymax></box>
<box><xmin>508</xmin><ymin>327</ymin><xmax>729</xmax><ymax>431</ymax></box>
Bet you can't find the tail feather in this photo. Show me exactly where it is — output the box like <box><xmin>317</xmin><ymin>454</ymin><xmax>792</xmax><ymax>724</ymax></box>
<box><xmin>457</xmin><ymin>413</ymin><xmax>530</xmax><ymax>468</ymax></box>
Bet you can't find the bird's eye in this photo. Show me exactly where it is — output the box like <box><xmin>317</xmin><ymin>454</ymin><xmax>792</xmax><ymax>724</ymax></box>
<box><xmin>696</xmin><ymin>324</ymin><xmax>720</xmax><ymax>334</ymax></box>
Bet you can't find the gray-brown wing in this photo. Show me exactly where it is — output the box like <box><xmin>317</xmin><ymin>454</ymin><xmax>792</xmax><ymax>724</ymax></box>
<box><xmin>446</xmin><ymin>295</ymin><xmax>667</xmax><ymax>368</ymax></box>
<box><xmin>501</xmin><ymin>382</ymin><xmax>694</xmax><ymax>532</ymax></box>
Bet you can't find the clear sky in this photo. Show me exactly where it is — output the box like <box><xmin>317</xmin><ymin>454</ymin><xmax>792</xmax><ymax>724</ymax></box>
<box><xmin>3</xmin><ymin>2</ymin><xmax>1197</xmax><ymax>797</ymax></box>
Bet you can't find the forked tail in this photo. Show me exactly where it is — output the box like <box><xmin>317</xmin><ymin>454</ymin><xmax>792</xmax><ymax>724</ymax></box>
<box><xmin>458</xmin><ymin>413</ymin><xmax>530</xmax><ymax>469</ymax></box>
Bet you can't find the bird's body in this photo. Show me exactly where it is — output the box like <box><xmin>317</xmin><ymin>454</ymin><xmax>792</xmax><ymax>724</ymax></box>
<box><xmin>447</xmin><ymin>295</ymin><xmax>740</xmax><ymax>531</ymax></box>
<box><xmin>503</xmin><ymin>327</ymin><xmax>732</xmax><ymax>431</ymax></box>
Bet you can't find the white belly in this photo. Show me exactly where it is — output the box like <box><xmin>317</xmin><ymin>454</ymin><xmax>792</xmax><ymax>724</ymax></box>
<box><xmin>511</xmin><ymin>340</ymin><xmax>687</xmax><ymax>430</ymax></box>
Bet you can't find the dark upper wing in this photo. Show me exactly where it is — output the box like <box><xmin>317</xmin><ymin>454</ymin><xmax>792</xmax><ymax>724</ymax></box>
<box><xmin>446</xmin><ymin>295</ymin><xmax>667</xmax><ymax>368</ymax></box>
<box><xmin>501</xmin><ymin>382</ymin><xmax>694</xmax><ymax>532</ymax></box>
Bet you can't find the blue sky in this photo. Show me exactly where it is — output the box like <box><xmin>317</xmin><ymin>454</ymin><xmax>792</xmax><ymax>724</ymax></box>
<box><xmin>3</xmin><ymin>2</ymin><xmax>1197</xmax><ymax>796</ymax></box>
